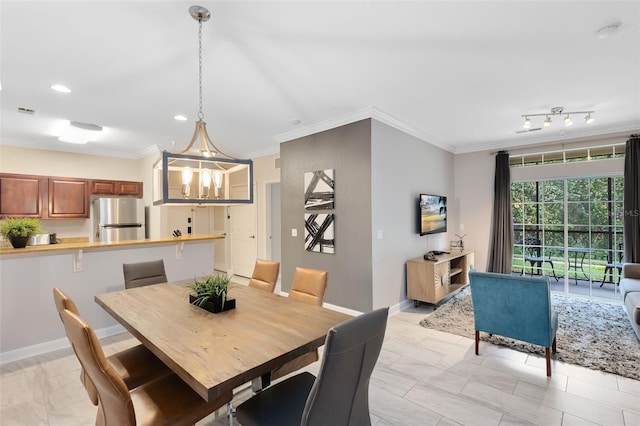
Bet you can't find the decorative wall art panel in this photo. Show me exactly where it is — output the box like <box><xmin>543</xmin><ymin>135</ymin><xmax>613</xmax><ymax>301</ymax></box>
<box><xmin>304</xmin><ymin>169</ymin><xmax>335</xmax><ymax>210</ymax></box>
<box><xmin>304</xmin><ymin>213</ymin><xmax>335</xmax><ymax>254</ymax></box>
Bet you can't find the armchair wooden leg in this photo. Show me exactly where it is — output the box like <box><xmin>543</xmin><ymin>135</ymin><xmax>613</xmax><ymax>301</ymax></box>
<box><xmin>552</xmin><ymin>337</ymin><xmax>557</xmax><ymax>353</ymax></box>
<box><xmin>475</xmin><ymin>330</ymin><xmax>479</xmax><ymax>355</ymax></box>
<box><xmin>545</xmin><ymin>347</ymin><xmax>552</xmax><ymax>377</ymax></box>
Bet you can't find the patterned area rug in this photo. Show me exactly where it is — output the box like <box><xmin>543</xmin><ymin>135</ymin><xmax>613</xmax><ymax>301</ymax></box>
<box><xmin>420</xmin><ymin>288</ymin><xmax>640</xmax><ymax>380</ymax></box>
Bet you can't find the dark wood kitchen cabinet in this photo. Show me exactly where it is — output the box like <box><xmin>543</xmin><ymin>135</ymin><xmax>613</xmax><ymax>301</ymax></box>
<box><xmin>48</xmin><ymin>178</ymin><xmax>90</xmax><ymax>218</ymax></box>
<box><xmin>90</xmin><ymin>180</ymin><xmax>143</xmax><ymax>197</ymax></box>
<box><xmin>0</xmin><ymin>174</ymin><xmax>45</xmax><ymax>218</ymax></box>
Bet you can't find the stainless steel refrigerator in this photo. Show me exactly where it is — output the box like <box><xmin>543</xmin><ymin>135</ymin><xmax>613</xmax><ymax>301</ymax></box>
<box><xmin>94</xmin><ymin>198</ymin><xmax>145</xmax><ymax>243</ymax></box>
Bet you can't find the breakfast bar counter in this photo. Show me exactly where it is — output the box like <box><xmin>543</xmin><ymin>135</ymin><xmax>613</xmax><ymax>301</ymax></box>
<box><xmin>0</xmin><ymin>234</ymin><xmax>224</xmax><ymax>257</ymax></box>
<box><xmin>0</xmin><ymin>234</ymin><xmax>223</xmax><ymax>363</ymax></box>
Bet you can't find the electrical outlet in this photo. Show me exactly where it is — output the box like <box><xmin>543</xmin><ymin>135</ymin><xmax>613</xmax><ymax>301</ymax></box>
<box><xmin>291</xmin><ymin>228</ymin><xmax>298</xmax><ymax>237</ymax></box>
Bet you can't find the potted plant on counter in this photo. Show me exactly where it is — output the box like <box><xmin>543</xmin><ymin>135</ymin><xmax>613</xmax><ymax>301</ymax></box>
<box><xmin>0</xmin><ymin>217</ymin><xmax>43</xmax><ymax>249</ymax></box>
<box><xmin>188</xmin><ymin>273</ymin><xmax>235</xmax><ymax>313</ymax></box>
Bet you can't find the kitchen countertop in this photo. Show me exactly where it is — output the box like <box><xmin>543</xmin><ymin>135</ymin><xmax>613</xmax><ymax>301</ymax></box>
<box><xmin>0</xmin><ymin>234</ymin><xmax>224</xmax><ymax>257</ymax></box>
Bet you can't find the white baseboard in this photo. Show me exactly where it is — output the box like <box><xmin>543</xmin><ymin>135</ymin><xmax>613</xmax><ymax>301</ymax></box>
<box><xmin>0</xmin><ymin>324</ymin><xmax>126</xmax><ymax>366</ymax></box>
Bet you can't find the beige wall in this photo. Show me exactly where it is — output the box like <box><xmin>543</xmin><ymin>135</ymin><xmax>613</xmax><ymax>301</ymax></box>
<box><xmin>0</xmin><ymin>145</ymin><xmax>143</xmax><ymax>180</ymax></box>
<box><xmin>253</xmin><ymin>153</ymin><xmax>280</xmax><ymax>260</ymax></box>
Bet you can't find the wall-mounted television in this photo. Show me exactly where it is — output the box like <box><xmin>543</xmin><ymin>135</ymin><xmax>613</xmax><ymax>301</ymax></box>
<box><xmin>419</xmin><ymin>194</ymin><xmax>447</xmax><ymax>235</ymax></box>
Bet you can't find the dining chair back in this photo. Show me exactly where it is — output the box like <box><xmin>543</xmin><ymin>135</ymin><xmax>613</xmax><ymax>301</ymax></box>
<box><xmin>270</xmin><ymin>267</ymin><xmax>328</xmax><ymax>380</ymax></box>
<box><xmin>248</xmin><ymin>259</ymin><xmax>280</xmax><ymax>293</ymax></box>
<box><xmin>237</xmin><ymin>307</ymin><xmax>389</xmax><ymax>426</ymax></box>
<box><xmin>288</xmin><ymin>267</ymin><xmax>328</xmax><ymax>306</ymax></box>
<box><xmin>59</xmin><ymin>308</ymin><xmax>232</xmax><ymax>426</ymax></box>
<box><xmin>53</xmin><ymin>288</ymin><xmax>169</xmax><ymax>406</ymax></box>
<box><xmin>123</xmin><ymin>259</ymin><xmax>167</xmax><ymax>289</ymax></box>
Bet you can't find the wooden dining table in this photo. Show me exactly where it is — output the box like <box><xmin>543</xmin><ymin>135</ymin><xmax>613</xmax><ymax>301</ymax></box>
<box><xmin>95</xmin><ymin>282</ymin><xmax>352</xmax><ymax>402</ymax></box>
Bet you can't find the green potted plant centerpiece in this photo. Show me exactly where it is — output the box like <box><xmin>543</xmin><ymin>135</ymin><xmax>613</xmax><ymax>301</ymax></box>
<box><xmin>0</xmin><ymin>217</ymin><xmax>43</xmax><ymax>249</ymax></box>
<box><xmin>188</xmin><ymin>273</ymin><xmax>235</xmax><ymax>313</ymax></box>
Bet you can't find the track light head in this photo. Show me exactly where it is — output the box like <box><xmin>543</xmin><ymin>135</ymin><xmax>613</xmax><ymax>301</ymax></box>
<box><xmin>585</xmin><ymin>114</ymin><xmax>595</xmax><ymax>124</ymax></box>
<box><xmin>523</xmin><ymin>117</ymin><xmax>531</xmax><ymax>129</ymax></box>
<box><xmin>543</xmin><ymin>116</ymin><xmax>552</xmax><ymax>127</ymax></box>
<box><xmin>564</xmin><ymin>115</ymin><xmax>573</xmax><ymax>126</ymax></box>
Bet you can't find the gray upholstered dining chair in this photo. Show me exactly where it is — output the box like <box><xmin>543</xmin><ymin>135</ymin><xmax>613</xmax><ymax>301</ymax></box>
<box><xmin>123</xmin><ymin>259</ymin><xmax>167</xmax><ymax>289</ymax></box>
<box><xmin>52</xmin><ymin>288</ymin><xmax>169</xmax><ymax>406</ymax></box>
<box><xmin>59</xmin><ymin>308</ymin><xmax>233</xmax><ymax>426</ymax></box>
<box><xmin>237</xmin><ymin>307</ymin><xmax>389</xmax><ymax>426</ymax></box>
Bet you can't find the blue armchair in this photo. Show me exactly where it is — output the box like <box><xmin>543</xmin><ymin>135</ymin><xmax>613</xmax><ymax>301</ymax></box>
<box><xmin>469</xmin><ymin>270</ymin><xmax>558</xmax><ymax>376</ymax></box>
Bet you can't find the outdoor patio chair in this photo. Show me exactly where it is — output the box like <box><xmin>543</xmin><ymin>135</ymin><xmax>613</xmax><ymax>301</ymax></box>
<box><xmin>522</xmin><ymin>237</ymin><xmax>558</xmax><ymax>282</ymax></box>
<box><xmin>601</xmin><ymin>243</ymin><xmax>624</xmax><ymax>286</ymax></box>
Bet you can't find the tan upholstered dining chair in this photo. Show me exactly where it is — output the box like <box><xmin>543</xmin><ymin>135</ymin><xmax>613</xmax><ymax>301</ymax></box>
<box><xmin>271</xmin><ymin>267</ymin><xmax>328</xmax><ymax>380</ymax></box>
<box><xmin>248</xmin><ymin>259</ymin><xmax>280</xmax><ymax>293</ymax></box>
<box><xmin>123</xmin><ymin>259</ymin><xmax>168</xmax><ymax>289</ymax></box>
<box><xmin>58</xmin><ymin>308</ymin><xmax>232</xmax><ymax>426</ymax></box>
<box><xmin>288</xmin><ymin>267</ymin><xmax>328</xmax><ymax>306</ymax></box>
<box><xmin>52</xmin><ymin>288</ymin><xmax>169</xmax><ymax>406</ymax></box>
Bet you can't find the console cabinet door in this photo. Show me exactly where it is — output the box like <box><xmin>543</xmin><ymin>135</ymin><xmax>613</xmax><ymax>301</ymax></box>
<box><xmin>48</xmin><ymin>178</ymin><xmax>90</xmax><ymax>218</ymax></box>
<box><xmin>0</xmin><ymin>174</ymin><xmax>45</xmax><ymax>218</ymax></box>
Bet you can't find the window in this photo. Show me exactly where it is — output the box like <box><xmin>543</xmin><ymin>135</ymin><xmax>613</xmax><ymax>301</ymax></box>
<box><xmin>512</xmin><ymin>176</ymin><xmax>624</xmax><ymax>300</ymax></box>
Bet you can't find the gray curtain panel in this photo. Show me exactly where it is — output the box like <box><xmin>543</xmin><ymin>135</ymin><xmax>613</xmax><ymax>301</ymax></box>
<box><xmin>624</xmin><ymin>134</ymin><xmax>640</xmax><ymax>263</ymax></box>
<box><xmin>487</xmin><ymin>151</ymin><xmax>514</xmax><ymax>273</ymax></box>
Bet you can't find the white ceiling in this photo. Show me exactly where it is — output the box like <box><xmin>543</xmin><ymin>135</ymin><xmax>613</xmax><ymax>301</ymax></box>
<box><xmin>1</xmin><ymin>1</ymin><xmax>639</xmax><ymax>160</ymax></box>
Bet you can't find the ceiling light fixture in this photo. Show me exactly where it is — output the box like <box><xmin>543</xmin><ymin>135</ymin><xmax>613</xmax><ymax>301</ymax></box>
<box><xmin>51</xmin><ymin>84</ymin><xmax>71</xmax><ymax>93</ymax></box>
<box><xmin>595</xmin><ymin>22</ymin><xmax>621</xmax><ymax>39</ymax></box>
<box><xmin>152</xmin><ymin>5</ymin><xmax>253</xmax><ymax>205</ymax></box>
<box><xmin>58</xmin><ymin>121</ymin><xmax>103</xmax><ymax>144</ymax></box>
<box><xmin>520</xmin><ymin>106</ymin><xmax>594</xmax><ymax>130</ymax></box>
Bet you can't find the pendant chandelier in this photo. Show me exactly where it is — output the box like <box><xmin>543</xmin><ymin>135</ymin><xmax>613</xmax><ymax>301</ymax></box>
<box><xmin>153</xmin><ymin>5</ymin><xmax>253</xmax><ymax>205</ymax></box>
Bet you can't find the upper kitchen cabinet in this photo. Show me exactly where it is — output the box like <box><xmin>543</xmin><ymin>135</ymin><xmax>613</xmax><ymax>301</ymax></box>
<box><xmin>48</xmin><ymin>178</ymin><xmax>90</xmax><ymax>218</ymax></box>
<box><xmin>0</xmin><ymin>174</ymin><xmax>45</xmax><ymax>218</ymax></box>
<box><xmin>91</xmin><ymin>180</ymin><xmax>143</xmax><ymax>197</ymax></box>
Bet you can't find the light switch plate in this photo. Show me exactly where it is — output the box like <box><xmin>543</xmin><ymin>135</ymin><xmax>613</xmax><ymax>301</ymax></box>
<box><xmin>291</xmin><ymin>228</ymin><xmax>298</xmax><ymax>237</ymax></box>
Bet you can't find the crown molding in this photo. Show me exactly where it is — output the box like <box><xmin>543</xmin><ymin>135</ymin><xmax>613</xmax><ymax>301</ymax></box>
<box><xmin>273</xmin><ymin>105</ymin><xmax>455</xmax><ymax>153</ymax></box>
<box><xmin>454</xmin><ymin>121</ymin><xmax>640</xmax><ymax>154</ymax></box>
<box><xmin>0</xmin><ymin>137</ymin><xmax>143</xmax><ymax>160</ymax></box>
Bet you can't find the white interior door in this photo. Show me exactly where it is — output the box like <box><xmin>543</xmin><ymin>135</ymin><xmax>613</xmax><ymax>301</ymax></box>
<box><xmin>231</xmin><ymin>185</ymin><xmax>257</xmax><ymax>278</ymax></box>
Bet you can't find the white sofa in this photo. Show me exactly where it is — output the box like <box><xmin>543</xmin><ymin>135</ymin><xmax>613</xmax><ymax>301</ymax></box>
<box><xmin>620</xmin><ymin>263</ymin><xmax>640</xmax><ymax>340</ymax></box>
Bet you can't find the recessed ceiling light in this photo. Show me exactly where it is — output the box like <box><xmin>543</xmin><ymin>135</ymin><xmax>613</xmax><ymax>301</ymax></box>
<box><xmin>51</xmin><ymin>84</ymin><xmax>71</xmax><ymax>93</ymax></box>
<box><xmin>174</xmin><ymin>115</ymin><xmax>188</xmax><ymax>121</ymax></box>
<box><xmin>595</xmin><ymin>22</ymin><xmax>621</xmax><ymax>38</ymax></box>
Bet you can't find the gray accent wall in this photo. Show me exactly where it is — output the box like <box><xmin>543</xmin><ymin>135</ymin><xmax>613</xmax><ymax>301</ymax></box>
<box><xmin>280</xmin><ymin>118</ymin><xmax>456</xmax><ymax>312</ymax></box>
<box><xmin>280</xmin><ymin>119</ymin><xmax>373</xmax><ymax>312</ymax></box>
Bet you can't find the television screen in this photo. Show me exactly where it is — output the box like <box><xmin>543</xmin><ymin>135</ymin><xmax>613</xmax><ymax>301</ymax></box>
<box><xmin>419</xmin><ymin>194</ymin><xmax>447</xmax><ymax>235</ymax></box>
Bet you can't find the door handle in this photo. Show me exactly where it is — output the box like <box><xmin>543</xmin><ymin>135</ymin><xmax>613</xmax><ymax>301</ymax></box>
<box><xmin>249</xmin><ymin>235</ymin><xmax>255</xmax><ymax>239</ymax></box>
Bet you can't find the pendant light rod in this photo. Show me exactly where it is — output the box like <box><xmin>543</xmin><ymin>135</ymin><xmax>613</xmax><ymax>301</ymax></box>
<box><xmin>179</xmin><ymin>5</ymin><xmax>234</xmax><ymax>160</ymax></box>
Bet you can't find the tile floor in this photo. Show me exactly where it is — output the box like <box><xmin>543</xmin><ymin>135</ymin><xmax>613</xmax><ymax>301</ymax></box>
<box><xmin>1</xmin><ymin>304</ymin><xmax>639</xmax><ymax>425</ymax></box>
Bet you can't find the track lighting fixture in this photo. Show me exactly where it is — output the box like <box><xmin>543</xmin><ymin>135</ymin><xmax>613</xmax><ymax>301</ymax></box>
<box><xmin>520</xmin><ymin>106</ymin><xmax>595</xmax><ymax>129</ymax></box>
